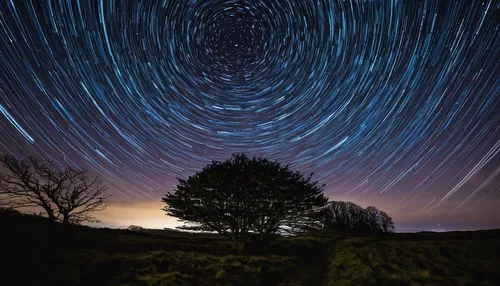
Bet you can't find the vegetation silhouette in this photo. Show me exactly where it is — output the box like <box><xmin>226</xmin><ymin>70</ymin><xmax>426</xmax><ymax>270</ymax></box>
<box><xmin>162</xmin><ymin>153</ymin><xmax>328</xmax><ymax>248</ymax></box>
<box><xmin>2</xmin><ymin>208</ymin><xmax>500</xmax><ymax>286</ymax></box>
<box><xmin>0</xmin><ymin>154</ymin><xmax>110</xmax><ymax>224</ymax></box>
<box><xmin>3</xmin><ymin>153</ymin><xmax>500</xmax><ymax>285</ymax></box>
<box><xmin>320</xmin><ymin>201</ymin><xmax>395</xmax><ymax>234</ymax></box>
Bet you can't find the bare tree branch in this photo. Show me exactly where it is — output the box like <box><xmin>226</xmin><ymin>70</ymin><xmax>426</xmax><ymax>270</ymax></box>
<box><xmin>0</xmin><ymin>154</ymin><xmax>110</xmax><ymax>224</ymax></box>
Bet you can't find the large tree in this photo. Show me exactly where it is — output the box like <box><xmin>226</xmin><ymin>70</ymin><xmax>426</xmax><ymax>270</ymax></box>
<box><xmin>0</xmin><ymin>154</ymin><xmax>109</xmax><ymax>224</ymax></box>
<box><xmin>162</xmin><ymin>153</ymin><xmax>328</xmax><ymax>245</ymax></box>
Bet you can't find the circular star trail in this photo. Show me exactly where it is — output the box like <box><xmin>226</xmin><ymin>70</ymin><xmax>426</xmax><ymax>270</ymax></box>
<box><xmin>0</xmin><ymin>0</ymin><xmax>499</xmax><ymax>216</ymax></box>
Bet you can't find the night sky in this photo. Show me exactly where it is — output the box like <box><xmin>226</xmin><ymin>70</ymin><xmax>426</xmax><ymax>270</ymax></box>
<box><xmin>1</xmin><ymin>0</ymin><xmax>499</xmax><ymax>231</ymax></box>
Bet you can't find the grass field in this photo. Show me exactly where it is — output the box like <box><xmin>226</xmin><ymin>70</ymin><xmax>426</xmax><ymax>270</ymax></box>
<box><xmin>324</xmin><ymin>233</ymin><xmax>500</xmax><ymax>285</ymax></box>
<box><xmin>2</xmin><ymin>211</ymin><xmax>499</xmax><ymax>285</ymax></box>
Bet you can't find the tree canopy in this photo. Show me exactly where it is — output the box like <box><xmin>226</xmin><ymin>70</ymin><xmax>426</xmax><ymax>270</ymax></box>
<box><xmin>162</xmin><ymin>153</ymin><xmax>328</xmax><ymax>244</ymax></box>
<box><xmin>321</xmin><ymin>201</ymin><xmax>395</xmax><ymax>233</ymax></box>
<box><xmin>0</xmin><ymin>154</ymin><xmax>109</xmax><ymax>224</ymax></box>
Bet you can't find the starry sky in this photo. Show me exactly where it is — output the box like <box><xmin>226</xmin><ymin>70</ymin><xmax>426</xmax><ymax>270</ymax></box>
<box><xmin>0</xmin><ymin>0</ymin><xmax>499</xmax><ymax>231</ymax></box>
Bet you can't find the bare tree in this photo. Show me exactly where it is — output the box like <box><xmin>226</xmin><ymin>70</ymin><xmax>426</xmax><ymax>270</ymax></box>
<box><xmin>0</xmin><ymin>154</ymin><xmax>109</xmax><ymax>224</ymax></box>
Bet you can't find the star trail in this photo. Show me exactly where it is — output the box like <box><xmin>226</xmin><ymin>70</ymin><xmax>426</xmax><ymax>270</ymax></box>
<box><xmin>0</xmin><ymin>0</ymin><xmax>499</xmax><ymax>229</ymax></box>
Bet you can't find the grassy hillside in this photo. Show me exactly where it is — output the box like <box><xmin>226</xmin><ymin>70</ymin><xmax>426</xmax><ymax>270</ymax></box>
<box><xmin>2</xmin><ymin>210</ymin><xmax>500</xmax><ymax>286</ymax></box>
<box><xmin>324</xmin><ymin>232</ymin><xmax>500</xmax><ymax>286</ymax></box>
<box><xmin>1</xmin><ymin>210</ymin><xmax>330</xmax><ymax>286</ymax></box>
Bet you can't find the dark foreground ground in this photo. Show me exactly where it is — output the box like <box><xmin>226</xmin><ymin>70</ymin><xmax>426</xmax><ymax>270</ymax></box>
<box><xmin>1</xmin><ymin>211</ymin><xmax>500</xmax><ymax>286</ymax></box>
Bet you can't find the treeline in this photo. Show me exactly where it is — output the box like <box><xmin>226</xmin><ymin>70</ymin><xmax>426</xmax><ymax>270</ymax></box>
<box><xmin>320</xmin><ymin>201</ymin><xmax>394</xmax><ymax>233</ymax></box>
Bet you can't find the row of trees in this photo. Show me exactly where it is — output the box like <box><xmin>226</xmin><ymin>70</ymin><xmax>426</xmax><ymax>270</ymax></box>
<box><xmin>163</xmin><ymin>154</ymin><xmax>395</xmax><ymax>247</ymax></box>
<box><xmin>0</xmin><ymin>154</ymin><xmax>109</xmax><ymax>224</ymax></box>
<box><xmin>321</xmin><ymin>201</ymin><xmax>394</xmax><ymax>233</ymax></box>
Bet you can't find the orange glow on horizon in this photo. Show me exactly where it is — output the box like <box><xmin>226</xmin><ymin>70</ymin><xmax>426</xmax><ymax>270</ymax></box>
<box><xmin>94</xmin><ymin>201</ymin><xmax>181</xmax><ymax>229</ymax></box>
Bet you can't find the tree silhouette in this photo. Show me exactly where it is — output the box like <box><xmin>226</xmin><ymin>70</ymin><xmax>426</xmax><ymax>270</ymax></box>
<box><xmin>162</xmin><ymin>153</ymin><xmax>328</xmax><ymax>246</ymax></box>
<box><xmin>366</xmin><ymin>206</ymin><xmax>382</xmax><ymax>231</ymax></box>
<box><xmin>321</xmin><ymin>201</ymin><xmax>395</xmax><ymax>233</ymax></box>
<box><xmin>379</xmin><ymin>210</ymin><xmax>395</xmax><ymax>233</ymax></box>
<box><xmin>0</xmin><ymin>154</ymin><xmax>109</xmax><ymax>224</ymax></box>
<box><xmin>127</xmin><ymin>225</ymin><xmax>144</xmax><ymax>232</ymax></box>
<box><xmin>321</xmin><ymin>201</ymin><xmax>370</xmax><ymax>232</ymax></box>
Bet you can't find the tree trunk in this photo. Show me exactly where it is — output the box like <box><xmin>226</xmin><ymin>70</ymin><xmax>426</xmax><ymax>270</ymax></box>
<box><xmin>259</xmin><ymin>231</ymin><xmax>265</xmax><ymax>243</ymax></box>
<box><xmin>43</xmin><ymin>207</ymin><xmax>57</xmax><ymax>222</ymax></box>
<box><xmin>233</xmin><ymin>237</ymin><xmax>240</xmax><ymax>254</ymax></box>
<box><xmin>63</xmin><ymin>212</ymin><xmax>69</xmax><ymax>224</ymax></box>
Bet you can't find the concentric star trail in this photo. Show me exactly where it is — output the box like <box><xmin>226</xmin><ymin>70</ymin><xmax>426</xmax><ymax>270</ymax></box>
<box><xmin>0</xmin><ymin>1</ymin><xmax>499</xmax><ymax>219</ymax></box>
